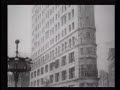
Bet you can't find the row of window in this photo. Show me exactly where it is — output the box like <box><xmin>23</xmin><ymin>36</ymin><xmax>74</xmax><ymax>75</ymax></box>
<box><xmin>32</xmin><ymin>7</ymin><xmax>75</xmax><ymax>57</ymax></box>
<box><xmin>32</xmin><ymin>8</ymin><xmax>75</xmax><ymax>47</ymax></box>
<box><xmin>61</xmin><ymin>9</ymin><xmax>74</xmax><ymax>26</ymax></box>
<box><xmin>31</xmin><ymin>52</ymin><xmax>75</xmax><ymax>78</ymax></box>
<box><xmin>32</xmin><ymin>26</ymin><xmax>95</xmax><ymax>54</ymax></box>
<box><xmin>32</xmin><ymin>5</ymin><xmax>60</xmax><ymax>26</ymax></box>
<box><xmin>31</xmin><ymin>67</ymin><xmax>75</xmax><ymax>86</ymax></box>
<box><xmin>32</xmin><ymin>21</ymin><xmax>75</xmax><ymax>56</ymax></box>
<box><xmin>32</xmin><ymin>35</ymin><xmax>95</xmax><ymax>61</ymax></box>
<box><xmin>32</xmin><ymin>5</ymin><xmax>72</xmax><ymax>35</ymax></box>
<box><xmin>32</xmin><ymin>35</ymin><xmax>76</xmax><ymax>68</ymax></box>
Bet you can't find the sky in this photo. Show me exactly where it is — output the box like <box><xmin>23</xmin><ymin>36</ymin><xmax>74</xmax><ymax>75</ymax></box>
<box><xmin>8</xmin><ymin>5</ymin><xmax>115</xmax><ymax>71</ymax></box>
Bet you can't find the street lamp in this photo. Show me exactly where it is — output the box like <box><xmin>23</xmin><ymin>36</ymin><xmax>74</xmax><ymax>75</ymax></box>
<box><xmin>8</xmin><ymin>39</ymin><xmax>32</xmax><ymax>87</ymax></box>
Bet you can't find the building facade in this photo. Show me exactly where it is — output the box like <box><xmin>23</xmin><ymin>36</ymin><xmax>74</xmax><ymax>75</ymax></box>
<box><xmin>30</xmin><ymin>5</ymin><xmax>98</xmax><ymax>87</ymax></box>
<box><xmin>98</xmin><ymin>48</ymin><xmax>115</xmax><ymax>87</ymax></box>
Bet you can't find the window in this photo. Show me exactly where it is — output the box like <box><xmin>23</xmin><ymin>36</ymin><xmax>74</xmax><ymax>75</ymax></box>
<box><xmin>43</xmin><ymin>56</ymin><xmax>45</xmax><ymax>64</ymax></box>
<box><xmin>87</xmin><ymin>47</ymin><xmax>92</xmax><ymax>55</ymax></box>
<box><xmin>41</xmin><ymin>67</ymin><xmax>44</xmax><ymax>75</ymax></box>
<box><xmin>61</xmin><ymin>56</ymin><xmax>66</xmax><ymax>66</ymax></box>
<box><xmin>72</xmin><ymin>37</ymin><xmax>75</xmax><ymax>46</ymax></box>
<box><xmin>62</xmin><ymin>43</ymin><xmax>64</xmax><ymax>52</ymax></box>
<box><xmin>34</xmin><ymin>80</ymin><xmax>36</xmax><ymax>86</ymax></box>
<box><xmin>34</xmin><ymin>70</ymin><xmax>36</xmax><ymax>78</ymax></box>
<box><xmin>72</xmin><ymin>22</ymin><xmax>75</xmax><ymax>30</ymax></box>
<box><xmin>64</xmin><ymin>28</ymin><xmax>67</xmax><ymax>35</ymax></box>
<box><xmin>65</xmin><ymin>42</ymin><xmax>67</xmax><ymax>50</ymax></box>
<box><xmin>62</xmin><ymin>70</ymin><xmax>67</xmax><ymax>80</ymax></box>
<box><xmin>69</xmin><ymin>25</ymin><xmax>71</xmax><ymax>32</ymax></box>
<box><xmin>52</xmin><ymin>38</ymin><xmax>54</xmax><ymax>45</ymax></box>
<box><xmin>50</xmin><ymin>62</ymin><xmax>54</xmax><ymax>71</ymax></box>
<box><xmin>31</xmin><ymin>72</ymin><xmax>33</xmax><ymax>79</ymax></box>
<box><xmin>58</xmin><ymin>11</ymin><xmax>60</xmax><ymax>18</ymax></box>
<box><xmin>50</xmin><ymin>51</ymin><xmax>52</xmax><ymax>59</ymax></box>
<box><xmin>56</xmin><ymin>48</ymin><xmax>57</xmax><ymax>56</ymax></box>
<box><xmin>45</xmin><ymin>65</ymin><xmax>48</xmax><ymax>73</ymax></box>
<box><xmin>45</xmin><ymin>30</ymin><xmax>49</xmax><ymax>39</ymax></box>
<box><xmin>50</xmin><ymin>75</ymin><xmax>54</xmax><ymax>83</ymax></box>
<box><xmin>56</xmin><ymin>14</ymin><xmax>57</xmax><ymax>20</ymax></box>
<box><xmin>64</xmin><ymin>15</ymin><xmax>67</xmax><ymax>24</ymax></box>
<box><xmin>55</xmin><ymin>73</ymin><xmax>59</xmax><ymax>82</ymax></box>
<box><xmin>69</xmin><ymin>67</ymin><xmax>75</xmax><ymax>79</ymax></box>
<box><xmin>56</xmin><ymin>36</ymin><xmax>57</xmax><ymax>42</ymax></box>
<box><xmin>86</xmin><ymin>32</ymin><xmax>91</xmax><ymax>39</ymax></box>
<box><xmin>58</xmin><ymin>22</ymin><xmax>60</xmax><ymax>30</ymax></box>
<box><xmin>37</xmin><ymin>79</ymin><xmax>39</xmax><ymax>86</ymax></box>
<box><xmin>81</xmin><ymin>48</ymin><xmax>84</xmax><ymax>55</ymax></box>
<box><xmin>55</xmin><ymin>59</ymin><xmax>59</xmax><ymax>69</ymax></box>
<box><xmin>69</xmin><ymin>52</ymin><xmax>75</xmax><ymax>63</ymax></box>
<box><xmin>64</xmin><ymin>5</ymin><xmax>66</xmax><ymax>11</ymax></box>
<box><xmin>62</xmin><ymin>6</ymin><xmax>64</xmax><ymax>13</ymax></box>
<box><xmin>41</xmin><ymin>78</ymin><xmax>44</xmax><ymax>85</ymax></box>
<box><xmin>69</xmin><ymin>39</ymin><xmax>71</xmax><ymax>48</ymax></box>
<box><xmin>37</xmin><ymin>69</ymin><xmax>40</xmax><ymax>76</ymax></box>
<box><xmin>52</xmin><ymin>50</ymin><xmax>54</xmax><ymax>58</ymax></box>
<box><xmin>58</xmin><ymin>33</ymin><xmax>60</xmax><ymax>40</ymax></box>
<box><xmin>80</xmin><ymin>64</ymin><xmax>97</xmax><ymax>77</ymax></box>
<box><xmin>58</xmin><ymin>46</ymin><xmax>60</xmax><ymax>54</ymax></box>
<box><xmin>68</xmin><ymin>12</ymin><xmax>71</xmax><ymax>20</ymax></box>
<box><xmin>72</xmin><ymin>9</ymin><xmax>74</xmax><ymax>17</ymax></box>
<box><xmin>55</xmin><ymin>24</ymin><xmax>57</xmax><ymax>31</ymax></box>
<box><xmin>62</xmin><ymin>30</ymin><xmax>64</xmax><ymax>37</ymax></box>
<box><xmin>31</xmin><ymin>82</ymin><xmax>33</xmax><ymax>87</ymax></box>
<box><xmin>61</xmin><ymin>14</ymin><xmax>67</xmax><ymax>26</ymax></box>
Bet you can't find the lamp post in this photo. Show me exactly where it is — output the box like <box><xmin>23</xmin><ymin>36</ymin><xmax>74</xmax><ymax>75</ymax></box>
<box><xmin>8</xmin><ymin>40</ymin><xmax>32</xmax><ymax>87</ymax></box>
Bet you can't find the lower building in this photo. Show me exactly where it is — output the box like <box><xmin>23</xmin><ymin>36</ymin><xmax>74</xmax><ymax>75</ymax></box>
<box><xmin>98</xmin><ymin>70</ymin><xmax>109</xmax><ymax>87</ymax></box>
<box><xmin>107</xmin><ymin>48</ymin><xmax>115</xmax><ymax>87</ymax></box>
<box><xmin>98</xmin><ymin>48</ymin><xmax>115</xmax><ymax>87</ymax></box>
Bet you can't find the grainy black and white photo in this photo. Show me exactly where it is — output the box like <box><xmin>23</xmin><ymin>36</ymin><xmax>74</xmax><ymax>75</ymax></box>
<box><xmin>8</xmin><ymin>5</ymin><xmax>115</xmax><ymax>87</ymax></box>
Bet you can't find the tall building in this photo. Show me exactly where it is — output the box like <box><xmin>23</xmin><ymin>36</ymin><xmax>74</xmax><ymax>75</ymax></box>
<box><xmin>30</xmin><ymin>5</ymin><xmax>98</xmax><ymax>87</ymax></box>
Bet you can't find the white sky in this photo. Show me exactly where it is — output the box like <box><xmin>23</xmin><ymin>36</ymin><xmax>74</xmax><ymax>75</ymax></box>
<box><xmin>8</xmin><ymin>5</ymin><xmax>115</xmax><ymax>71</ymax></box>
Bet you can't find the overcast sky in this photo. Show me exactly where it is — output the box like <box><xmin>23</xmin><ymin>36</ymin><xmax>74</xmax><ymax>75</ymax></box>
<box><xmin>8</xmin><ymin>5</ymin><xmax>115</xmax><ymax>71</ymax></box>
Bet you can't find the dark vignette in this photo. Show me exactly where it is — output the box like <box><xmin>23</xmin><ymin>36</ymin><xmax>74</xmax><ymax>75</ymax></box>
<box><xmin>1</xmin><ymin>0</ymin><xmax>117</xmax><ymax>90</ymax></box>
